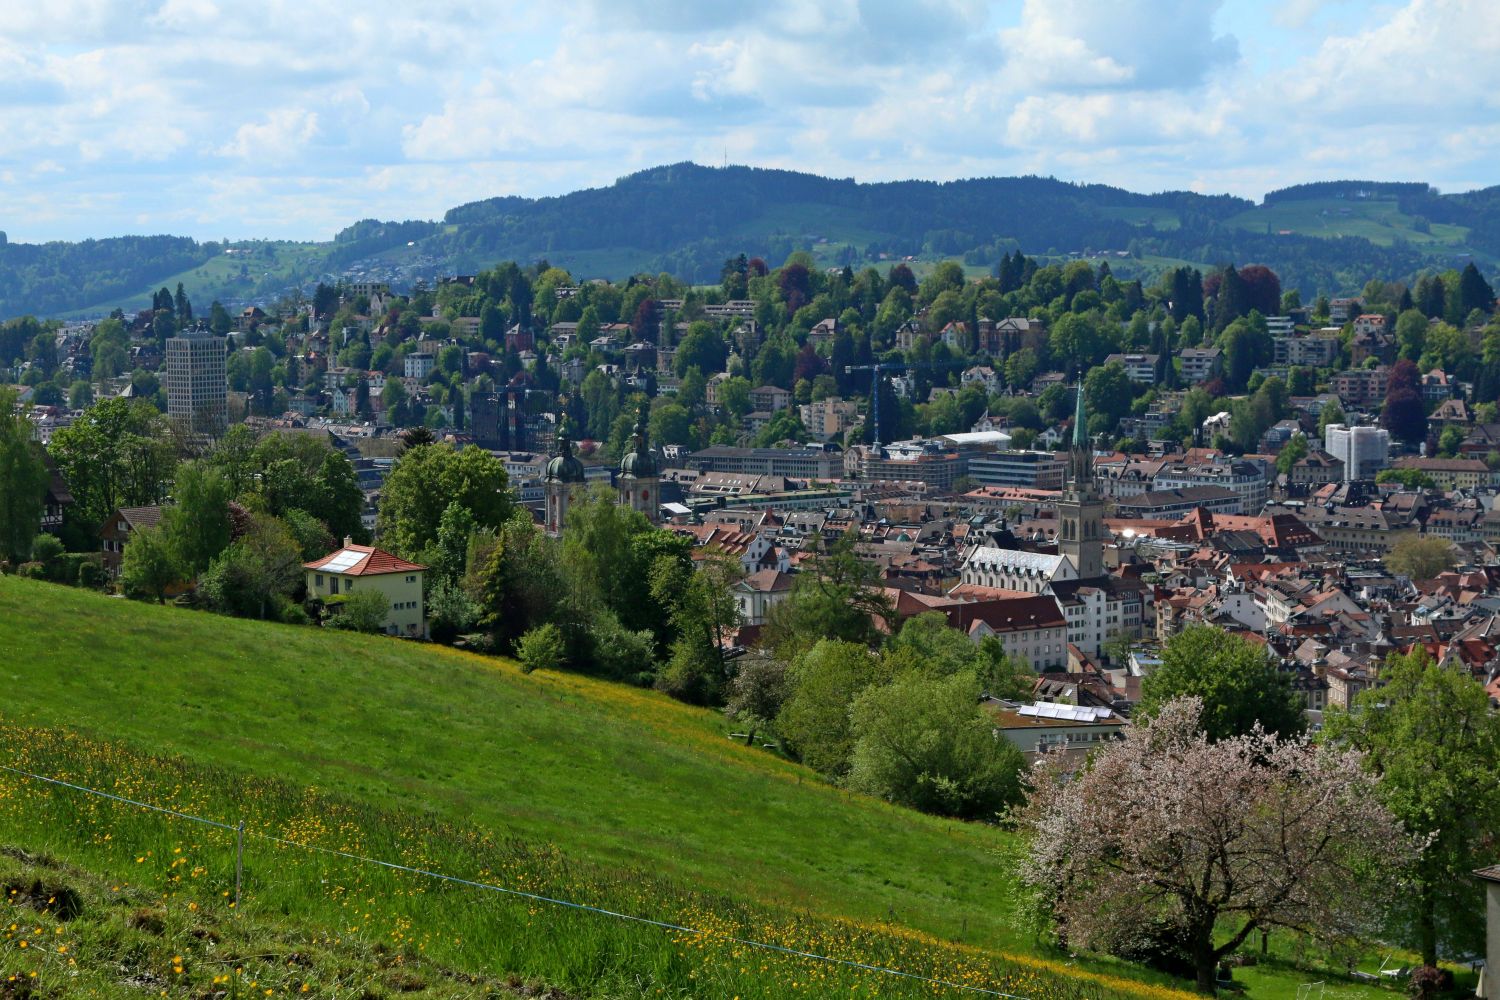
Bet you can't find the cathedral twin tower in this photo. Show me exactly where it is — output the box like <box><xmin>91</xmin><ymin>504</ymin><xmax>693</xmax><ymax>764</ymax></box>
<box><xmin>543</xmin><ymin>407</ymin><xmax>660</xmax><ymax>537</ymax></box>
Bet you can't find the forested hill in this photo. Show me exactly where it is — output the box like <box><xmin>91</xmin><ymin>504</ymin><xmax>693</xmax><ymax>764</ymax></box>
<box><xmin>4</xmin><ymin>162</ymin><xmax>1499</xmax><ymax>319</ymax></box>
<box><xmin>442</xmin><ymin>164</ymin><xmax>1252</xmax><ymax>258</ymax></box>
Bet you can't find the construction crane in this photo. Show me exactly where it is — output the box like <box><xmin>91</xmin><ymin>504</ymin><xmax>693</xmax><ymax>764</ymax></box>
<box><xmin>843</xmin><ymin>359</ymin><xmax>965</xmax><ymax>448</ymax></box>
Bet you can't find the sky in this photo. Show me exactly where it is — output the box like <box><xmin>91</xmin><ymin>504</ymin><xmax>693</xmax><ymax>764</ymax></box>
<box><xmin>2</xmin><ymin>0</ymin><xmax>1499</xmax><ymax>244</ymax></box>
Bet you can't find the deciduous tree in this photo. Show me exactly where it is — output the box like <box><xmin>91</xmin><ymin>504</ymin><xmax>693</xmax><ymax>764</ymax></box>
<box><xmin>162</xmin><ymin>461</ymin><xmax>233</xmax><ymax>576</ymax></box>
<box><xmin>49</xmin><ymin>397</ymin><xmax>176</xmax><ymax>529</ymax></box>
<box><xmin>1324</xmin><ymin>648</ymin><xmax>1500</xmax><ymax>966</ymax></box>
<box><xmin>377</xmin><ymin>443</ymin><xmax>511</xmax><ymax>558</ymax></box>
<box><xmin>1137</xmin><ymin>625</ymin><xmax>1304</xmax><ymax>740</ymax></box>
<box><xmin>120</xmin><ymin>524</ymin><xmax>182</xmax><ymax>604</ymax></box>
<box><xmin>1020</xmin><ymin>698</ymin><xmax>1410</xmax><ymax>994</ymax></box>
<box><xmin>776</xmin><ymin>639</ymin><xmax>887</xmax><ymax>778</ymax></box>
<box><xmin>847</xmin><ymin>670</ymin><xmax>1024</xmax><ymax>819</ymax></box>
<box><xmin>1384</xmin><ymin>535</ymin><xmax>1457</xmax><ymax>580</ymax></box>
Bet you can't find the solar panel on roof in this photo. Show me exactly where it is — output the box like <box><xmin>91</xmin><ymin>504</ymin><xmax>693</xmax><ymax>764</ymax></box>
<box><xmin>320</xmin><ymin>549</ymin><xmax>365</xmax><ymax>572</ymax></box>
<box><xmin>1018</xmin><ymin>703</ymin><xmax>1114</xmax><ymax>723</ymax></box>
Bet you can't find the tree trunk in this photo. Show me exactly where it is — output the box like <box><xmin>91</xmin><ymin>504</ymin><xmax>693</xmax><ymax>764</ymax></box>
<box><xmin>744</xmin><ymin>725</ymin><xmax>757</xmax><ymax>747</ymax></box>
<box><xmin>1191</xmin><ymin>920</ymin><xmax>1218</xmax><ymax>995</ymax></box>
<box><xmin>1195</xmin><ymin>956</ymin><xmax>1218</xmax><ymax>995</ymax></box>
<box><xmin>1418</xmin><ymin>886</ymin><xmax>1438</xmax><ymax>967</ymax></box>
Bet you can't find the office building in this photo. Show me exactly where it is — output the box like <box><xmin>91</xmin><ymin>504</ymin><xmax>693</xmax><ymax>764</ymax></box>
<box><xmin>1324</xmin><ymin>423</ymin><xmax>1390</xmax><ymax>482</ymax></box>
<box><xmin>164</xmin><ymin>330</ymin><xmax>227</xmax><ymax>434</ymax></box>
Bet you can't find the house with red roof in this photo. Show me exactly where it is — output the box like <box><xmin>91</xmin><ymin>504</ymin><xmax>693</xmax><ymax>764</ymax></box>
<box><xmin>304</xmin><ymin>538</ymin><xmax>427</xmax><ymax>637</ymax></box>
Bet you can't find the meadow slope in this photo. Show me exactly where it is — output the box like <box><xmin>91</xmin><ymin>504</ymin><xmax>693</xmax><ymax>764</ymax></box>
<box><xmin>0</xmin><ymin>577</ymin><xmax>1024</xmax><ymax>949</ymax></box>
<box><xmin>0</xmin><ymin>577</ymin><xmax>1401</xmax><ymax>999</ymax></box>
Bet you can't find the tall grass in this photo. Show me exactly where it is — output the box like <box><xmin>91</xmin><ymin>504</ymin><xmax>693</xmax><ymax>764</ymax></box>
<box><xmin>0</xmin><ymin>722</ymin><xmax>1194</xmax><ymax>1000</ymax></box>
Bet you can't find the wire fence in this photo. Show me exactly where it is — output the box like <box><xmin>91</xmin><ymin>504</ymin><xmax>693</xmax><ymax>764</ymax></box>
<box><xmin>0</xmin><ymin>761</ymin><xmax>1032</xmax><ymax>999</ymax></box>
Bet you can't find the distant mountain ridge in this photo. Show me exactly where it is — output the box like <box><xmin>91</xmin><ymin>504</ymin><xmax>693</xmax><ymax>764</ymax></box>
<box><xmin>3</xmin><ymin>162</ymin><xmax>1497</xmax><ymax>320</ymax></box>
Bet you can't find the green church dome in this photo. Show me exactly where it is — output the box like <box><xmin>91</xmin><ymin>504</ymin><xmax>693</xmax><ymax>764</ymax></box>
<box><xmin>545</xmin><ymin>430</ymin><xmax>586</xmax><ymax>483</ymax></box>
<box><xmin>618</xmin><ymin>422</ymin><xmax>658</xmax><ymax>478</ymax></box>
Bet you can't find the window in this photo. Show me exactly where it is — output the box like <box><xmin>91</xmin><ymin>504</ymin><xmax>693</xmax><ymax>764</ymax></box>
<box><xmin>315</xmin><ymin>574</ymin><xmax>324</xmax><ymax>587</ymax></box>
<box><xmin>329</xmin><ymin>577</ymin><xmax>339</xmax><ymax>595</ymax></box>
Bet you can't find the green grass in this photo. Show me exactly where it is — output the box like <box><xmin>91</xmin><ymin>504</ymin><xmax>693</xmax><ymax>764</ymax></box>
<box><xmin>56</xmin><ymin>241</ymin><xmax>332</xmax><ymax>318</ymax></box>
<box><xmin>0</xmin><ymin>577</ymin><xmax>1018</xmax><ymax>952</ymax></box>
<box><xmin>1222</xmin><ymin>198</ymin><xmax>1469</xmax><ymax>249</ymax></box>
<box><xmin>0</xmin><ymin>577</ymin><xmax>1421</xmax><ymax>998</ymax></box>
<box><xmin>1096</xmin><ymin>207</ymin><xmax>1182</xmax><ymax>231</ymax></box>
<box><xmin>0</xmin><ymin>843</ymin><xmax>557</xmax><ymax>998</ymax></box>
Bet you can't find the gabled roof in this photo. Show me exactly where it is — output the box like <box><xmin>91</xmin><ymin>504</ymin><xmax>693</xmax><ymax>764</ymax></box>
<box><xmin>304</xmin><ymin>544</ymin><xmax>426</xmax><ymax>577</ymax></box>
<box><xmin>113</xmin><ymin>505</ymin><xmax>164</xmax><ymax>530</ymax></box>
<box><xmin>737</xmin><ymin>569</ymin><xmax>795</xmax><ymax>594</ymax></box>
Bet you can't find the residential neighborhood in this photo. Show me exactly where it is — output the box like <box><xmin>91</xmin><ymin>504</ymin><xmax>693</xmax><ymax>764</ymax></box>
<box><xmin>7</xmin><ymin>244</ymin><xmax>1500</xmax><ymax>1000</ymax></box>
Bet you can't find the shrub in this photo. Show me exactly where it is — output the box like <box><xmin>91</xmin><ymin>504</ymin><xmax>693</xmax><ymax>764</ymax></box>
<box><xmin>427</xmin><ymin>579</ymin><xmax>479</xmax><ymax>645</ymax></box>
<box><xmin>30</xmin><ymin>534</ymin><xmax>64</xmax><ymax>577</ymax></box>
<box><xmin>517</xmin><ymin>623</ymin><xmax>564</xmax><ymax>674</ymax></box>
<box><xmin>1407</xmin><ymin>966</ymin><xmax>1452</xmax><ymax>1000</ymax></box>
<box><xmin>588</xmin><ymin>611</ymin><xmax>656</xmax><ymax>680</ymax></box>
<box><xmin>653</xmin><ymin>638</ymin><xmax>722</xmax><ymax>705</ymax></box>
<box><xmin>329</xmin><ymin>589</ymin><xmax>390</xmax><ymax>634</ymax></box>
<box><xmin>57</xmin><ymin>552</ymin><xmax>107</xmax><ymax>589</ymax></box>
<box><xmin>275</xmin><ymin>595</ymin><xmax>312</xmax><ymax>626</ymax></box>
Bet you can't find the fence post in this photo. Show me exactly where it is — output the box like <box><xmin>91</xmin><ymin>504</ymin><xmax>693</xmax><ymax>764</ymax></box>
<box><xmin>234</xmin><ymin>820</ymin><xmax>244</xmax><ymax>917</ymax></box>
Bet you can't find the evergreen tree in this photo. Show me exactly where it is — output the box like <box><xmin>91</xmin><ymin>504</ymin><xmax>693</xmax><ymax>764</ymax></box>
<box><xmin>174</xmin><ymin>282</ymin><xmax>192</xmax><ymax>325</ymax></box>
<box><xmin>1169</xmin><ymin>266</ymin><xmax>1204</xmax><ymax>322</ymax></box>
<box><xmin>0</xmin><ymin>387</ymin><xmax>48</xmax><ymax>563</ymax></box>
<box><xmin>1458</xmin><ymin>262</ymin><xmax>1495</xmax><ymax>317</ymax></box>
<box><xmin>1416</xmin><ymin>274</ymin><xmax>1447</xmax><ymax>319</ymax></box>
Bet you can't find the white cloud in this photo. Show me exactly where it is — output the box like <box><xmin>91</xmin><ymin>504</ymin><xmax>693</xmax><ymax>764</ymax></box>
<box><xmin>0</xmin><ymin>0</ymin><xmax>1498</xmax><ymax>241</ymax></box>
<box><xmin>218</xmin><ymin>108</ymin><xmax>322</xmax><ymax>161</ymax></box>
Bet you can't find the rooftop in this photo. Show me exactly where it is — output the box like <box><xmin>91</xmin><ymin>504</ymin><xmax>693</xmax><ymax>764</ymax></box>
<box><xmin>304</xmin><ymin>542</ymin><xmax>426</xmax><ymax>577</ymax></box>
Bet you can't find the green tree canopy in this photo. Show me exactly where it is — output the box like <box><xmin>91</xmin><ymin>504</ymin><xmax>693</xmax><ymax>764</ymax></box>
<box><xmin>776</xmin><ymin>639</ymin><xmax>888</xmax><ymax>778</ymax></box>
<box><xmin>1384</xmin><ymin>535</ymin><xmax>1457</xmax><ymax>580</ymax></box>
<box><xmin>763</xmin><ymin>535</ymin><xmax>890</xmax><ymax>658</ymax></box>
<box><xmin>1137</xmin><ymin>625</ymin><xmax>1305</xmax><ymax>741</ymax></box>
<box><xmin>0</xmin><ymin>387</ymin><xmax>48</xmax><ymax>563</ymax></box>
<box><xmin>49</xmin><ymin>397</ymin><xmax>176</xmax><ymax>529</ymax></box>
<box><xmin>162</xmin><ymin>461</ymin><xmax>234</xmax><ymax>576</ymax></box>
<box><xmin>1275</xmin><ymin>431</ymin><xmax>1308</xmax><ymax>476</ymax></box>
<box><xmin>847</xmin><ymin>670</ymin><xmax>1025</xmax><ymax>819</ymax></box>
<box><xmin>1323</xmin><ymin>647</ymin><xmax>1500</xmax><ymax>965</ymax></box>
<box><xmin>119</xmin><ymin>524</ymin><xmax>182</xmax><ymax>604</ymax></box>
<box><xmin>377</xmin><ymin>443</ymin><xmax>512</xmax><ymax>559</ymax></box>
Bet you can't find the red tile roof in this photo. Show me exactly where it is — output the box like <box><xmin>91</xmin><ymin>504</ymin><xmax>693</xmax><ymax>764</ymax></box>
<box><xmin>303</xmin><ymin>544</ymin><xmax>427</xmax><ymax>577</ymax></box>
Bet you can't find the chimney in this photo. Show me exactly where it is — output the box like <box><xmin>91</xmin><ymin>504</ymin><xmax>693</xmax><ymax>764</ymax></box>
<box><xmin>343</xmin><ymin>536</ymin><xmax>352</xmax><ymax>548</ymax></box>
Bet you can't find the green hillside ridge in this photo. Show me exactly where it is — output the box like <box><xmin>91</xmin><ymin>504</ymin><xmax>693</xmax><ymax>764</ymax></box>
<box><xmin>6</xmin><ymin>164</ymin><xmax>1500</xmax><ymax>320</ymax></box>
<box><xmin>0</xmin><ymin>576</ymin><xmax>1409</xmax><ymax>999</ymax></box>
<box><xmin>1222</xmin><ymin>197</ymin><xmax>1471</xmax><ymax>248</ymax></box>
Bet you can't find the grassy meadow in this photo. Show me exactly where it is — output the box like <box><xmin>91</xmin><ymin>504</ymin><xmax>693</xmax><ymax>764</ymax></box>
<box><xmin>1222</xmin><ymin>198</ymin><xmax>1470</xmax><ymax>249</ymax></box>
<box><xmin>0</xmin><ymin>576</ymin><xmax>1411</xmax><ymax>998</ymax></box>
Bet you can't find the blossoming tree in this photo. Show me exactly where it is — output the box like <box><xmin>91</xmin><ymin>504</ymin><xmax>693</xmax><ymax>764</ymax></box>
<box><xmin>1019</xmin><ymin>698</ymin><xmax>1413</xmax><ymax>993</ymax></box>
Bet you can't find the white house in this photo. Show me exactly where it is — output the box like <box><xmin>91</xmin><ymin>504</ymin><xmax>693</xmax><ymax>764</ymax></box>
<box><xmin>304</xmin><ymin>540</ymin><xmax>427</xmax><ymax>637</ymax></box>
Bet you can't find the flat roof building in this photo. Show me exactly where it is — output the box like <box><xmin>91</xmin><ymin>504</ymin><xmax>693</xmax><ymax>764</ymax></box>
<box><xmin>165</xmin><ymin>330</ymin><xmax>227</xmax><ymax>434</ymax></box>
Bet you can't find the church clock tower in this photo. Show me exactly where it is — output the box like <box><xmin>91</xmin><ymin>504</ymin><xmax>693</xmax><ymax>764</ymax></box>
<box><xmin>543</xmin><ymin>424</ymin><xmax>587</xmax><ymax>538</ymax></box>
<box><xmin>617</xmin><ymin>405</ymin><xmax>661</xmax><ymax>523</ymax></box>
<box><xmin>1057</xmin><ymin>381</ymin><xmax>1105</xmax><ymax>579</ymax></box>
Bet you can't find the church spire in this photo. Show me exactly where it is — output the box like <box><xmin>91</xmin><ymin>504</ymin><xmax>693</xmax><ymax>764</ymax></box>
<box><xmin>1072</xmin><ymin>380</ymin><xmax>1087</xmax><ymax>448</ymax></box>
<box><xmin>1069</xmin><ymin>380</ymin><xmax>1093</xmax><ymax>487</ymax></box>
<box><xmin>1059</xmin><ymin>378</ymin><xmax>1104</xmax><ymax>579</ymax></box>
